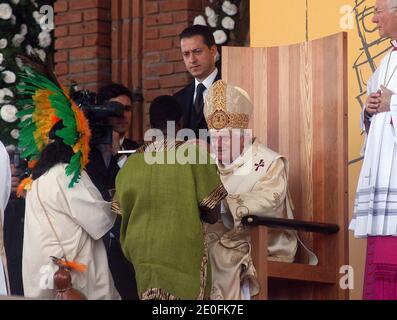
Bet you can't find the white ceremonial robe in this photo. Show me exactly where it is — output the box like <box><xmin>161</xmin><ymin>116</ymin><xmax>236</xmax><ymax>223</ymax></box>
<box><xmin>0</xmin><ymin>142</ymin><xmax>11</xmax><ymax>296</ymax></box>
<box><xmin>350</xmin><ymin>50</ymin><xmax>397</xmax><ymax>237</ymax></box>
<box><xmin>205</xmin><ymin>141</ymin><xmax>298</xmax><ymax>300</ymax></box>
<box><xmin>23</xmin><ymin>164</ymin><xmax>120</xmax><ymax>300</ymax></box>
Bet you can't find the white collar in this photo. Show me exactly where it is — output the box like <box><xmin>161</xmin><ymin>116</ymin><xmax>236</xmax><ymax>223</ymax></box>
<box><xmin>119</xmin><ymin>136</ymin><xmax>125</xmax><ymax>148</ymax></box>
<box><xmin>195</xmin><ymin>68</ymin><xmax>218</xmax><ymax>91</ymax></box>
<box><xmin>391</xmin><ymin>40</ymin><xmax>397</xmax><ymax>48</ymax></box>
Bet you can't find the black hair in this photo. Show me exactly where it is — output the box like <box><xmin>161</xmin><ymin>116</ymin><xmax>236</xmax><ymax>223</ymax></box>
<box><xmin>149</xmin><ymin>95</ymin><xmax>182</xmax><ymax>130</ymax></box>
<box><xmin>31</xmin><ymin>122</ymin><xmax>74</xmax><ymax>180</ymax></box>
<box><xmin>96</xmin><ymin>83</ymin><xmax>133</xmax><ymax>105</ymax></box>
<box><xmin>179</xmin><ymin>25</ymin><xmax>216</xmax><ymax>48</ymax></box>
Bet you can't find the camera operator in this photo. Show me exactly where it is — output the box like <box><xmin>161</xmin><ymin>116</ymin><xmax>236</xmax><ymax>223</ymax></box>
<box><xmin>85</xmin><ymin>83</ymin><xmax>140</xmax><ymax>300</ymax></box>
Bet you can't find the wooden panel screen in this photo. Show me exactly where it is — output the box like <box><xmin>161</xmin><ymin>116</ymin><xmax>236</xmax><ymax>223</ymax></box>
<box><xmin>222</xmin><ymin>33</ymin><xmax>349</xmax><ymax>299</ymax></box>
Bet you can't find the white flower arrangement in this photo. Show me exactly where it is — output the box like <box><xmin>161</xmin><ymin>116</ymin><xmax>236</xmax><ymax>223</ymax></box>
<box><xmin>10</xmin><ymin>129</ymin><xmax>19</xmax><ymax>139</ymax></box>
<box><xmin>193</xmin><ymin>15</ymin><xmax>207</xmax><ymax>26</ymax></box>
<box><xmin>0</xmin><ymin>104</ymin><xmax>18</xmax><ymax>123</ymax></box>
<box><xmin>34</xmin><ymin>48</ymin><xmax>46</xmax><ymax>61</ymax></box>
<box><xmin>213</xmin><ymin>30</ymin><xmax>228</xmax><ymax>45</ymax></box>
<box><xmin>221</xmin><ymin>16</ymin><xmax>235</xmax><ymax>30</ymax></box>
<box><xmin>0</xmin><ymin>38</ymin><xmax>7</xmax><ymax>49</ymax></box>
<box><xmin>0</xmin><ymin>0</ymin><xmax>54</xmax><ymax>144</ymax></box>
<box><xmin>2</xmin><ymin>71</ymin><xmax>16</xmax><ymax>84</ymax></box>
<box><xmin>193</xmin><ymin>0</ymin><xmax>240</xmax><ymax>45</ymax></box>
<box><xmin>12</xmin><ymin>33</ymin><xmax>25</xmax><ymax>47</ymax></box>
<box><xmin>0</xmin><ymin>88</ymin><xmax>14</xmax><ymax>103</ymax></box>
<box><xmin>38</xmin><ymin>31</ymin><xmax>52</xmax><ymax>48</ymax></box>
<box><xmin>0</xmin><ymin>3</ymin><xmax>12</xmax><ymax>20</ymax></box>
<box><xmin>222</xmin><ymin>1</ymin><xmax>238</xmax><ymax>16</ymax></box>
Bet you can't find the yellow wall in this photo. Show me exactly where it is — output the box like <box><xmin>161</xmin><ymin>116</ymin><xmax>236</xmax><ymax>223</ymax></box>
<box><xmin>251</xmin><ymin>0</ymin><xmax>388</xmax><ymax>299</ymax></box>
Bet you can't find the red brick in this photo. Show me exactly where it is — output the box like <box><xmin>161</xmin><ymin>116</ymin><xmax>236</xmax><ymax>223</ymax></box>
<box><xmin>144</xmin><ymin>2</ymin><xmax>159</xmax><ymax>15</ymax></box>
<box><xmin>69</xmin><ymin>71</ymin><xmax>110</xmax><ymax>84</ymax></box>
<box><xmin>121</xmin><ymin>0</ymin><xmax>131</xmax><ymax>20</ymax></box>
<box><xmin>159</xmin><ymin>73</ymin><xmax>190</xmax><ymax>88</ymax></box>
<box><xmin>55</xmin><ymin>35</ymin><xmax>84</xmax><ymax>49</ymax></box>
<box><xmin>54</xmin><ymin>1</ymin><xmax>68</xmax><ymax>13</ymax></box>
<box><xmin>84</xmin><ymin>34</ymin><xmax>110</xmax><ymax>46</ymax></box>
<box><xmin>159</xmin><ymin>24</ymin><xmax>186</xmax><ymax>38</ymax></box>
<box><xmin>145</xmin><ymin>64</ymin><xmax>173</xmax><ymax>77</ymax></box>
<box><xmin>145</xmin><ymin>28</ymin><xmax>159</xmax><ymax>40</ymax></box>
<box><xmin>111</xmin><ymin>0</ymin><xmax>121</xmax><ymax>20</ymax></box>
<box><xmin>69</xmin><ymin>21</ymin><xmax>111</xmax><ymax>35</ymax></box>
<box><xmin>172</xmin><ymin>11</ymin><xmax>196</xmax><ymax>23</ymax></box>
<box><xmin>132</xmin><ymin>0</ymin><xmax>143</xmax><ymax>18</ymax></box>
<box><xmin>144</xmin><ymin>89</ymin><xmax>170</xmax><ymax>102</ymax></box>
<box><xmin>54</xmin><ymin>50</ymin><xmax>68</xmax><ymax>62</ymax></box>
<box><xmin>144</xmin><ymin>79</ymin><xmax>160</xmax><ymax>90</ymax></box>
<box><xmin>173</xmin><ymin>38</ymin><xmax>181</xmax><ymax>48</ymax></box>
<box><xmin>144</xmin><ymin>53</ymin><xmax>161</xmax><ymax>64</ymax></box>
<box><xmin>56</xmin><ymin>75</ymin><xmax>70</xmax><ymax>86</ymax></box>
<box><xmin>145</xmin><ymin>13</ymin><xmax>173</xmax><ymax>26</ymax></box>
<box><xmin>54</xmin><ymin>25</ymin><xmax>68</xmax><ymax>37</ymax></box>
<box><xmin>84</xmin><ymin>8</ymin><xmax>110</xmax><ymax>21</ymax></box>
<box><xmin>55</xmin><ymin>12</ymin><xmax>82</xmax><ymax>25</ymax></box>
<box><xmin>173</xmin><ymin>61</ymin><xmax>187</xmax><ymax>73</ymax></box>
<box><xmin>144</xmin><ymin>38</ymin><xmax>173</xmax><ymax>51</ymax></box>
<box><xmin>69</xmin><ymin>62</ymin><xmax>84</xmax><ymax>73</ymax></box>
<box><xmin>160</xmin><ymin>0</ymin><xmax>189</xmax><ymax>12</ymax></box>
<box><xmin>85</xmin><ymin>60</ymin><xmax>110</xmax><ymax>72</ymax></box>
<box><xmin>69</xmin><ymin>47</ymin><xmax>99</xmax><ymax>60</ymax></box>
<box><xmin>55</xmin><ymin>62</ymin><xmax>68</xmax><ymax>76</ymax></box>
<box><xmin>164</xmin><ymin>49</ymin><xmax>183</xmax><ymax>62</ymax></box>
<box><xmin>69</xmin><ymin>0</ymin><xmax>110</xmax><ymax>10</ymax></box>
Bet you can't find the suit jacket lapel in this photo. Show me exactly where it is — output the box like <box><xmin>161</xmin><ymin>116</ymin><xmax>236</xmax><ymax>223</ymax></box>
<box><xmin>182</xmin><ymin>82</ymin><xmax>195</xmax><ymax>128</ymax></box>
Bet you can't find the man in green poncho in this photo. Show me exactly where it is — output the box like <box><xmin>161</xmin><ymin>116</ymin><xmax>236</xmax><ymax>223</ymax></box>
<box><xmin>114</xmin><ymin>95</ymin><xmax>227</xmax><ymax>300</ymax></box>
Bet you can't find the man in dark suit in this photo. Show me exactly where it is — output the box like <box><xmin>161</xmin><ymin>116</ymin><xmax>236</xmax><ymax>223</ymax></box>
<box><xmin>174</xmin><ymin>25</ymin><xmax>221</xmax><ymax>138</ymax></box>
<box><xmin>86</xmin><ymin>83</ymin><xmax>140</xmax><ymax>300</ymax></box>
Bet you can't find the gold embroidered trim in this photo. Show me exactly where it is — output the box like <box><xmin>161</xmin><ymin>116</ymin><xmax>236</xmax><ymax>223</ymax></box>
<box><xmin>111</xmin><ymin>200</ymin><xmax>122</xmax><ymax>215</ymax></box>
<box><xmin>198</xmin><ymin>234</ymin><xmax>209</xmax><ymax>300</ymax></box>
<box><xmin>137</xmin><ymin>140</ymin><xmax>186</xmax><ymax>153</ymax></box>
<box><xmin>141</xmin><ymin>288</ymin><xmax>179</xmax><ymax>300</ymax></box>
<box><xmin>200</xmin><ymin>184</ymin><xmax>228</xmax><ymax>210</ymax></box>
<box><xmin>135</xmin><ymin>142</ymin><xmax>152</xmax><ymax>154</ymax></box>
<box><xmin>207</xmin><ymin>110</ymin><xmax>250</xmax><ymax>130</ymax></box>
<box><xmin>206</xmin><ymin>80</ymin><xmax>250</xmax><ymax>130</ymax></box>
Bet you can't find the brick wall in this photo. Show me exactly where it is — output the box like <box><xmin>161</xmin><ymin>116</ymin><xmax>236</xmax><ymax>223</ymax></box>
<box><xmin>54</xmin><ymin>0</ymin><xmax>208</xmax><ymax>141</ymax></box>
<box><xmin>54</xmin><ymin>0</ymin><xmax>111</xmax><ymax>93</ymax></box>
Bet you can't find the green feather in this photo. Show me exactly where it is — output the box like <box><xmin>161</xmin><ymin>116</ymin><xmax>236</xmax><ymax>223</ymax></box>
<box><xmin>16</xmin><ymin>108</ymin><xmax>34</xmax><ymax>118</ymax></box>
<box><xmin>66</xmin><ymin>152</ymin><xmax>82</xmax><ymax>188</ymax></box>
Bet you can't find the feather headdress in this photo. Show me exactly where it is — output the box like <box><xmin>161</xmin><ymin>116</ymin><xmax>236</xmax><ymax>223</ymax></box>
<box><xmin>16</xmin><ymin>55</ymin><xmax>91</xmax><ymax>193</ymax></box>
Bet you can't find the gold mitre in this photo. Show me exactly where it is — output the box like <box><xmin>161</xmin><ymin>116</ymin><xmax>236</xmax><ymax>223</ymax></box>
<box><xmin>204</xmin><ymin>80</ymin><xmax>252</xmax><ymax>130</ymax></box>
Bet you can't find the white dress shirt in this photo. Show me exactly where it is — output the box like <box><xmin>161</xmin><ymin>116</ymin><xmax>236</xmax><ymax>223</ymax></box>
<box><xmin>193</xmin><ymin>68</ymin><xmax>219</xmax><ymax>104</ymax></box>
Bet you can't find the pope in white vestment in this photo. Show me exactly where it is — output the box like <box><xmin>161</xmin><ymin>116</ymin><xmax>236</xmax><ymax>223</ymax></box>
<box><xmin>0</xmin><ymin>141</ymin><xmax>11</xmax><ymax>296</ymax></box>
<box><xmin>203</xmin><ymin>80</ymin><xmax>297</xmax><ymax>300</ymax></box>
